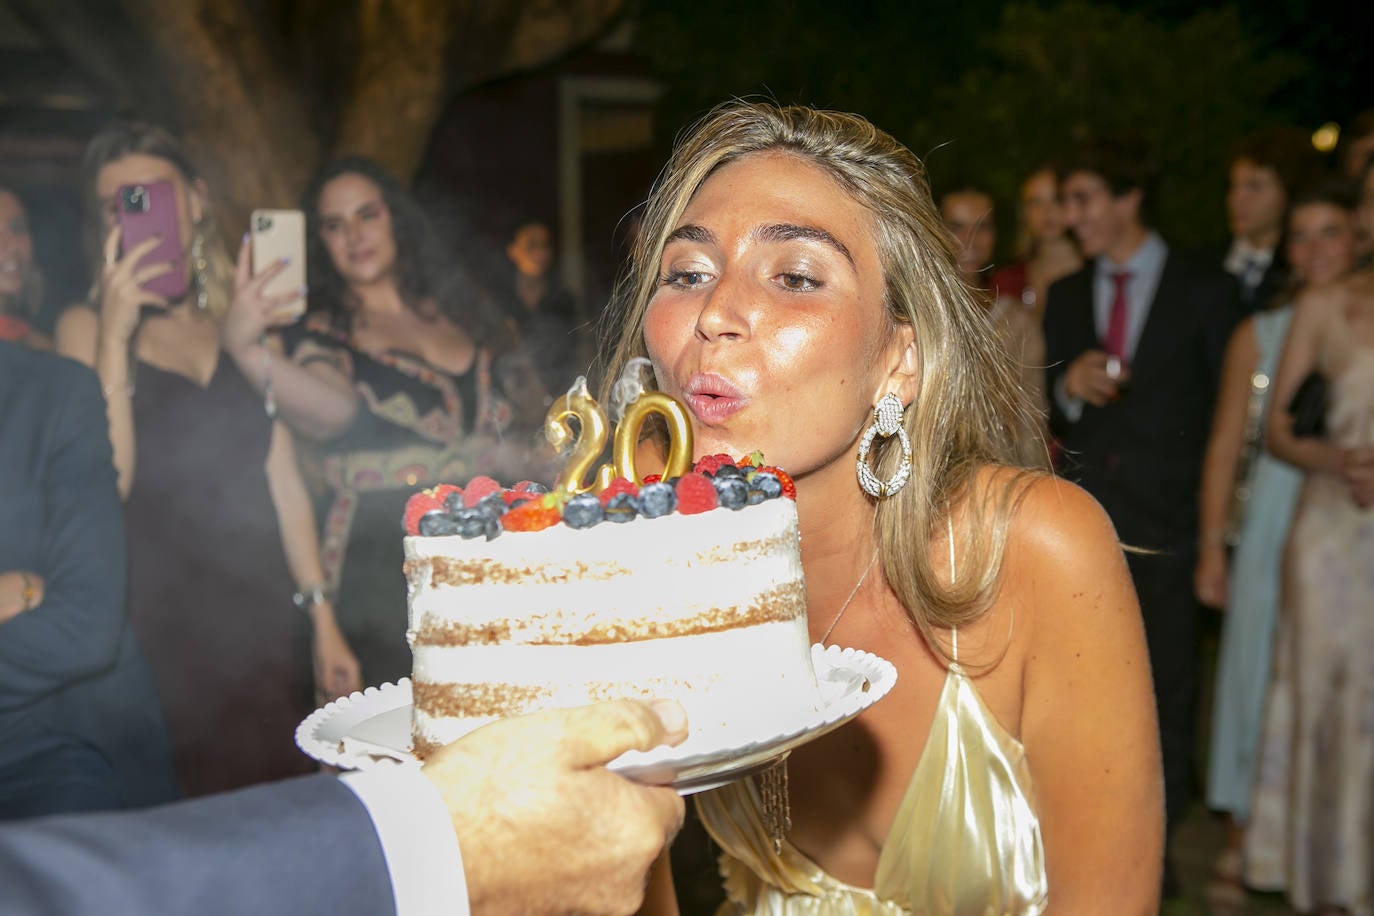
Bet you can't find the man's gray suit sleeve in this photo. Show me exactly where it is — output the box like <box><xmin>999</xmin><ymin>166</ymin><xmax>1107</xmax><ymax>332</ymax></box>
<box><xmin>0</xmin><ymin>773</ymin><xmax>396</xmax><ymax>916</ymax></box>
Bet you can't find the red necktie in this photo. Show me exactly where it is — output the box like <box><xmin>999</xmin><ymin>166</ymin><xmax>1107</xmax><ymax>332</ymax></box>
<box><xmin>1103</xmin><ymin>271</ymin><xmax>1132</xmax><ymax>359</ymax></box>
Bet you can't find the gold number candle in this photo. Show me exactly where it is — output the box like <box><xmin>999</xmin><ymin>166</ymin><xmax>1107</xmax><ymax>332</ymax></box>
<box><xmin>545</xmin><ymin>370</ymin><xmax>695</xmax><ymax>492</ymax></box>
<box><xmin>613</xmin><ymin>392</ymin><xmax>694</xmax><ymax>484</ymax></box>
<box><xmin>545</xmin><ymin>377</ymin><xmax>612</xmax><ymax>494</ymax></box>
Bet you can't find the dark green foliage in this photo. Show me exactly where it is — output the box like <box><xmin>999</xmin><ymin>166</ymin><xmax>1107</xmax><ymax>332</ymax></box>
<box><xmin>635</xmin><ymin>1</ymin><xmax>1309</xmax><ymax>252</ymax></box>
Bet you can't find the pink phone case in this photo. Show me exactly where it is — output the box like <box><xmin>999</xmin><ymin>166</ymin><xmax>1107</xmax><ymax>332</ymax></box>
<box><xmin>117</xmin><ymin>180</ymin><xmax>186</xmax><ymax>301</ymax></box>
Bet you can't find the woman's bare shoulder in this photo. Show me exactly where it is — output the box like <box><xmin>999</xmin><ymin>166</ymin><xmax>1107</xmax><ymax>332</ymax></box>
<box><xmin>53</xmin><ymin>304</ymin><xmax>99</xmax><ymax>363</ymax></box>
<box><xmin>1001</xmin><ymin>473</ymin><xmax>1139</xmax><ymax>648</ymax></box>
<box><xmin>973</xmin><ymin>467</ymin><xmax>1131</xmax><ymax>619</ymax></box>
<box><xmin>1010</xmin><ymin>473</ymin><xmax>1117</xmax><ymax>550</ymax></box>
<box><xmin>1292</xmin><ymin>281</ymin><xmax>1348</xmax><ymax>319</ymax></box>
<box><xmin>55</xmin><ymin>303</ymin><xmax>97</xmax><ymax>332</ymax></box>
<box><xmin>972</xmin><ymin>465</ymin><xmax>1116</xmax><ymax>555</ymax></box>
<box><xmin>1344</xmin><ymin>269</ymin><xmax>1374</xmax><ymax>298</ymax></box>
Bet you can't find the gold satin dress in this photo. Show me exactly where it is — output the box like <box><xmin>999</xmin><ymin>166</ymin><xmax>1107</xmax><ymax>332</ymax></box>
<box><xmin>696</xmin><ymin>653</ymin><xmax>1049</xmax><ymax>914</ymax></box>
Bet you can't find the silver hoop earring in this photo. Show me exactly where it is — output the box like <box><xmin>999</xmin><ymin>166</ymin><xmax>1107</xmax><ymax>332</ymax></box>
<box><xmin>856</xmin><ymin>393</ymin><xmax>912</xmax><ymax>499</ymax></box>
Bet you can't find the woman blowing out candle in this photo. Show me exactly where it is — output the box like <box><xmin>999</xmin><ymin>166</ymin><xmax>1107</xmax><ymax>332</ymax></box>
<box><xmin>608</xmin><ymin>102</ymin><xmax>1163</xmax><ymax>915</ymax></box>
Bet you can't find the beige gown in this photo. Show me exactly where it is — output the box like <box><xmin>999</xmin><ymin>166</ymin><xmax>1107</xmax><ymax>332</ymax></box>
<box><xmin>1244</xmin><ymin>310</ymin><xmax>1374</xmax><ymax>915</ymax></box>
<box><xmin>697</xmin><ymin>629</ymin><xmax>1049</xmax><ymax>914</ymax></box>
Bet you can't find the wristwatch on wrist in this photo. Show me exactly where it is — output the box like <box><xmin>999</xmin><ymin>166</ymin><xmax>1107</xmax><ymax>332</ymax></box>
<box><xmin>19</xmin><ymin>572</ymin><xmax>38</xmax><ymax>611</ymax></box>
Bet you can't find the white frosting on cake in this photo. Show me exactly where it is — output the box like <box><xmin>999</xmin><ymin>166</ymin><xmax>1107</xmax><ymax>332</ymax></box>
<box><xmin>405</xmin><ymin>497</ymin><xmax>818</xmax><ymax>754</ymax></box>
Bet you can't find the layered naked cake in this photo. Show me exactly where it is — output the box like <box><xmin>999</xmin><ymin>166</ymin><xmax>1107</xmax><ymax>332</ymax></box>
<box><xmin>402</xmin><ymin>459</ymin><xmax>818</xmax><ymax>757</ymax></box>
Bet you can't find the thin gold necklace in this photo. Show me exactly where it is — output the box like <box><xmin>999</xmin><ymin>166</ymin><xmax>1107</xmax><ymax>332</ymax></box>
<box><xmin>820</xmin><ymin>549</ymin><xmax>880</xmax><ymax>644</ymax></box>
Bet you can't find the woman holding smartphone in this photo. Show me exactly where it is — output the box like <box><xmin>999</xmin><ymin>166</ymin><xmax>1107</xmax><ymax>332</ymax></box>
<box><xmin>53</xmin><ymin>122</ymin><xmax>359</xmax><ymax>798</ymax></box>
<box><xmin>222</xmin><ymin>156</ymin><xmax>548</xmax><ymax>690</ymax></box>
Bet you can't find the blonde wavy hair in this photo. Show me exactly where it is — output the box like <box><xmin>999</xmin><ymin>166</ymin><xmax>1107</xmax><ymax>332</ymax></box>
<box><xmin>599</xmin><ymin>101</ymin><xmax>1041</xmax><ymax>657</ymax></box>
<box><xmin>80</xmin><ymin>121</ymin><xmax>234</xmax><ymax>318</ymax></box>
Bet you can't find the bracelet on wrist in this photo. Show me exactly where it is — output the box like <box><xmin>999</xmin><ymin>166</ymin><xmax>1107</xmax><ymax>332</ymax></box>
<box><xmin>292</xmin><ymin>583</ymin><xmax>328</xmax><ymax>613</ymax></box>
<box><xmin>260</xmin><ymin>335</ymin><xmax>277</xmax><ymax>419</ymax></box>
<box><xmin>102</xmin><ymin>380</ymin><xmax>136</xmax><ymax>399</ymax></box>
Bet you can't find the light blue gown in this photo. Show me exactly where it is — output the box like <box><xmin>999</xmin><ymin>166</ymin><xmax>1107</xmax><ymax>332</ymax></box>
<box><xmin>1205</xmin><ymin>306</ymin><xmax>1303</xmax><ymax>820</ymax></box>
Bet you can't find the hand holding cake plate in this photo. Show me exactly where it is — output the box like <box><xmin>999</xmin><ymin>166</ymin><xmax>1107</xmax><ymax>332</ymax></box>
<box><xmin>296</xmin><ymin>644</ymin><xmax>896</xmax><ymax>795</ymax></box>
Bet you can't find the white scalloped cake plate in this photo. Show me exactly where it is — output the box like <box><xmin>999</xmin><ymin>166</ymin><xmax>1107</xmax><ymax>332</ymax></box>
<box><xmin>296</xmin><ymin>644</ymin><xmax>896</xmax><ymax>795</ymax></box>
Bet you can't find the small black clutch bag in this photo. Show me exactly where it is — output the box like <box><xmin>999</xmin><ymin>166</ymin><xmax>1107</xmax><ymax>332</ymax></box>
<box><xmin>1287</xmin><ymin>370</ymin><xmax>1328</xmax><ymax>438</ymax></box>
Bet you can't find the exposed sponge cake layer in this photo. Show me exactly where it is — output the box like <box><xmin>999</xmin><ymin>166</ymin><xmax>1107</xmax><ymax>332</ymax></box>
<box><xmin>412</xmin><ymin>619</ymin><xmax>818</xmax><ymax>752</ymax></box>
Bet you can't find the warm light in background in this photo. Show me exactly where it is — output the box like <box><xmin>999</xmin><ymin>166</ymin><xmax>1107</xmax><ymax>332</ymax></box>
<box><xmin>1312</xmin><ymin>122</ymin><xmax>1340</xmax><ymax>153</ymax></box>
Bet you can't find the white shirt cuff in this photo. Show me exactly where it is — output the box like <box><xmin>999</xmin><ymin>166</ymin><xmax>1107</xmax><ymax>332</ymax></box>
<box><xmin>341</xmin><ymin>766</ymin><xmax>470</xmax><ymax>916</ymax></box>
<box><xmin>1054</xmin><ymin>374</ymin><xmax>1085</xmax><ymax>423</ymax></box>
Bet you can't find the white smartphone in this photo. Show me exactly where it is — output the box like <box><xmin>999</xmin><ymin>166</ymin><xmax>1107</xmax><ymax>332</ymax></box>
<box><xmin>250</xmin><ymin>209</ymin><xmax>307</xmax><ymax>317</ymax></box>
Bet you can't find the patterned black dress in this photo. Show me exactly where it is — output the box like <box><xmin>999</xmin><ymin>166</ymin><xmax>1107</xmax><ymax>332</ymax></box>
<box><xmin>289</xmin><ymin>314</ymin><xmax>515</xmax><ymax>688</ymax></box>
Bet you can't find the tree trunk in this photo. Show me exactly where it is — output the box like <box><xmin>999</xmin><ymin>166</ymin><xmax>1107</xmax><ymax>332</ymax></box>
<box><xmin>10</xmin><ymin>0</ymin><xmax>628</xmax><ymax>239</ymax></box>
<box><xmin>331</xmin><ymin>0</ymin><xmax>452</xmax><ymax>181</ymax></box>
<box><xmin>124</xmin><ymin>0</ymin><xmax>320</xmax><ymax>235</ymax></box>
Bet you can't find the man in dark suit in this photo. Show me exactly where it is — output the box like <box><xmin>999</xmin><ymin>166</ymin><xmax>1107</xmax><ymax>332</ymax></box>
<box><xmin>1210</xmin><ymin>128</ymin><xmax>1319</xmax><ymax>312</ymax></box>
<box><xmin>1042</xmin><ymin>142</ymin><xmax>1242</xmax><ymax>894</ymax></box>
<box><xmin>0</xmin><ymin>341</ymin><xmax>177</xmax><ymax>819</ymax></box>
<box><xmin>0</xmin><ymin>698</ymin><xmax>689</xmax><ymax>915</ymax></box>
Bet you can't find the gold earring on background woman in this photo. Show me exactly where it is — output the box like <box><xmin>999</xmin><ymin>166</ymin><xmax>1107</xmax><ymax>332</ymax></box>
<box><xmin>190</xmin><ymin>228</ymin><xmax>208</xmax><ymax>311</ymax></box>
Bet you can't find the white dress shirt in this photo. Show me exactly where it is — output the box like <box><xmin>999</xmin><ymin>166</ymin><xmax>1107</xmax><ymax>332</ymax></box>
<box><xmin>341</xmin><ymin>767</ymin><xmax>470</xmax><ymax>916</ymax></box>
<box><xmin>1055</xmin><ymin>231</ymin><xmax>1170</xmax><ymax>421</ymax></box>
<box><xmin>1223</xmin><ymin>237</ymin><xmax>1274</xmax><ymax>295</ymax></box>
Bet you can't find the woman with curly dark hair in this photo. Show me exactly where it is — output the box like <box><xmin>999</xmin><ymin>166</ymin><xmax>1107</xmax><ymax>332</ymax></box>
<box><xmin>299</xmin><ymin>157</ymin><xmax>511</xmax><ymax>347</ymax></box>
<box><xmin>223</xmin><ymin>156</ymin><xmax>548</xmax><ymax>688</ymax></box>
